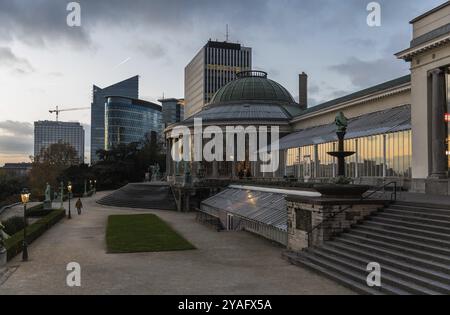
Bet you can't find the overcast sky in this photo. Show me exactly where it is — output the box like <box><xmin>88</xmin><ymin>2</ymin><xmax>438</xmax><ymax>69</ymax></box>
<box><xmin>0</xmin><ymin>0</ymin><xmax>445</xmax><ymax>165</ymax></box>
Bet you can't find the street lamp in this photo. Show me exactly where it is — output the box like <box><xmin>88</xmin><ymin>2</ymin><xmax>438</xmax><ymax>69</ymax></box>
<box><xmin>20</xmin><ymin>188</ymin><xmax>31</xmax><ymax>261</ymax></box>
<box><xmin>67</xmin><ymin>182</ymin><xmax>72</xmax><ymax>219</ymax></box>
<box><xmin>94</xmin><ymin>180</ymin><xmax>97</xmax><ymax>194</ymax></box>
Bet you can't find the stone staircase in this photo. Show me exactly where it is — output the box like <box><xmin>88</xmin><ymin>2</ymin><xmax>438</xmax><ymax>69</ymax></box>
<box><xmin>283</xmin><ymin>201</ymin><xmax>450</xmax><ymax>295</ymax></box>
<box><xmin>97</xmin><ymin>183</ymin><xmax>177</xmax><ymax>210</ymax></box>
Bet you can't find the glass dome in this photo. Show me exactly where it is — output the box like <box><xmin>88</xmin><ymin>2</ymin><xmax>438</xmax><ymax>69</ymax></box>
<box><xmin>209</xmin><ymin>71</ymin><xmax>295</xmax><ymax>105</ymax></box>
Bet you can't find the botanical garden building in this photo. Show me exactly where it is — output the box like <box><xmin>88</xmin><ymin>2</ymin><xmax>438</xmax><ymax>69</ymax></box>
<box><xmin>166</xmin><ymin>2</ymin><xmax>450</xmax><ymax>195</ymax></box>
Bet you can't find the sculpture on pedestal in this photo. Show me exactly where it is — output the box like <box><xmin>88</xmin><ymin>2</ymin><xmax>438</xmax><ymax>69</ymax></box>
<box><xmin>327</xmin><ymin>112</ymin><xmax>354</xmax><ymax>184</ymax></box>
<box><xmin>43</xmin><ymin>182</ymin><xmax>52</xmax><ymax>210</ymax></box>
<box><xmin>314</xmin><ymin>112</ymin><xmax>370</xmax><ymax>198</ymax></box>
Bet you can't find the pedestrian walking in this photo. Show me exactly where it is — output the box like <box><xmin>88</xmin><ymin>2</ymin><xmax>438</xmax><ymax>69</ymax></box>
<box><xmin>75</xmin><ymin>198</ymin><xmax>83</xmax><ymax>215</ymax></box>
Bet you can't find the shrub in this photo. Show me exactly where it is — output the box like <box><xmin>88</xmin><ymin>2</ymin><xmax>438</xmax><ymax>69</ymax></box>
<box><xmin>5</xmin><ymin>210</ymin><xmax>65</xmax><ymax>261</ymax></box>
<box><xmin>2</xmin><ymin>216</ymin><xmax>25</xmax><ymax>236</ymax></box>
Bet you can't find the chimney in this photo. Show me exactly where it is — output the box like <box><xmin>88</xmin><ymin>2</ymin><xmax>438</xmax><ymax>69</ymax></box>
<box><xmin>298</xmin><ymin>72</ymin><xmax>308</xmax><ymax>110</ymax></box>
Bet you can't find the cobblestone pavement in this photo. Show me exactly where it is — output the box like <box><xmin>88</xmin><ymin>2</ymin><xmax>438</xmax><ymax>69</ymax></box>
<box><xmin>0</xmin><ymin>191</ymin><xmax>353</xmax><ymax>295</ymax></box>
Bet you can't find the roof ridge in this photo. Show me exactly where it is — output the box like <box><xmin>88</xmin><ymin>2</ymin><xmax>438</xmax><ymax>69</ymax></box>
<box><xmin>296</xmin><ymin>74</ymin><xmax>411</xmax><ymax>118</ymax></box>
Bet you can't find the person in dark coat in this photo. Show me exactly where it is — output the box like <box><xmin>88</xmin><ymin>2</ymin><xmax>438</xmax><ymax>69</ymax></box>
<box><xmin>75</xmin><ymin>198</ymin><xmax>83</xmax><ymax>215</ymax></box>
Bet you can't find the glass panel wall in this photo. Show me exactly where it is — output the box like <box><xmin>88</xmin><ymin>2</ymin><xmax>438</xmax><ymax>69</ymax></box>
<box><xmin>298</xmin><ymin>145</ymin><xmax>315</xmax><ymax>179</ymax></box>
<box><xmin>317</xmin><ymin>142</ymin><xmax>336</xmax><ymax>178</ymax></box>
<box><xmin>286</xmin><ymin>148</ymin><xmax>299</xmax><ymax>177</ymax></box>
<box><xmin>447</xmin><ymin>69</ymin><xmax>450</xmax><ymax>173</ymax></box>
<box><xmin>284</xmin><ymin>129</ymin><xmax>412</xmax><ymax>180</ymax></box>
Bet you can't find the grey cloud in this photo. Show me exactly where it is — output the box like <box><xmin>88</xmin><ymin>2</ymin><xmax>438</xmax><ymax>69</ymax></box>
<box><xmin>0</xmin><ymin>0</ymin><xmax>91</xmax><ymax>48</ymax></box>
<box><xmin>0</xmin><ymin>120</ymin><xmax>33</xmax><ymax>137</ymax></box>
<box><xmin>136</xmin><ymin>42</ymin><xmax>167</xmax><ymax>60</ymax></box>
<box><xmin>0</xmin><ymin>120</ymin><xmax>33</xmax><ymax>155</ymax></box>
<box><xmin>0</xmin><ymin>0</ymin><xmax>270</xmax><ymax>47</ymax></box>
<box><xmin>0</xmin><ymin>47</ymin><xmax>34</xmax><ymax>74</ymax></box>
<box><xmin>329</xmin><ymin>56</ymin><xmax>409</xmax><ymax>89</ymax></box>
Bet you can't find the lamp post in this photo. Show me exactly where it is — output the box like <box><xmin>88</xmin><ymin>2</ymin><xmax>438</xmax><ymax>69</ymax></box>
<box><xmin>67</xmin><ymin>182</ymin><xmax>72</xmax><ymax>219</ymax></box>
<box><xmin>89</xmin><ymin>180</ymin><xmax>93</xmax><ymax>194</ymax></box>
<box><xmin>60</xmin><ymin>181</ymin><xmax>64</xmax><ymax>209</ymax></box>
<box><xmin>83</xmin><ymin>179</ymin><xmax>87</xmax><ymax>197</ymax></box>
<box><xmin>20</xmin><ymin>188</ymin><xmax>31</xmax><ymax>261</ymax></box>
<box><xmin>94</xmin><ymin>180</ymin><xmax>97</xmax><ymax>194</ymax></box>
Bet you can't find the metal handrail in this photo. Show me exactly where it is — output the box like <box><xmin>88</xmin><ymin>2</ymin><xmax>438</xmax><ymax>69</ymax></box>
<box><xmin>306</xmin><ymin>181</ymin><xmax>397</xmax><ymax>247</ymax></box>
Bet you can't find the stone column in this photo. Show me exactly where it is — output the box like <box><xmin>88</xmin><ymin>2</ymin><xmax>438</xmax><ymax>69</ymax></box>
<box><xmin>429</xmin><ymin>69</ymin><xmax>448</xmax><ymax>179</ymax></box>
<box><xmin>166</xmin><ymin>138</ymin><xmax>171</xmax><ymax>177</ymax></box>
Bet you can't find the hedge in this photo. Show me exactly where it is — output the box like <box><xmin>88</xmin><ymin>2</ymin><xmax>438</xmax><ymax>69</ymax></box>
<box><xmin>5</xmin><ymin>209</ymin><xmax>65</xmax><ymax>261</ymax></box>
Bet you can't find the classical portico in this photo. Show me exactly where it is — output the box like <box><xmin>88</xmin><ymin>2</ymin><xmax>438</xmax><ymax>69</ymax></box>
<box><xmin>396</xmin><ymin>2</ymin><xmax>450</xmax><ymax>193</ymax></box>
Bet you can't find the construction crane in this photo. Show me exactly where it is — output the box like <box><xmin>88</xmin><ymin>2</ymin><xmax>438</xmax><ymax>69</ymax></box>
<box><xmin>49</xmin><ymin>106</ymin><xmax>90</xmax><ymax>122</ymax></box>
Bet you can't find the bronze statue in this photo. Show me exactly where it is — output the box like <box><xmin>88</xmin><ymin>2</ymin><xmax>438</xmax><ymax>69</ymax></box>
<box><xmin>335</xmin><ymin>111</ymin><xmax>348</xmax><ymax>133</ymax></box>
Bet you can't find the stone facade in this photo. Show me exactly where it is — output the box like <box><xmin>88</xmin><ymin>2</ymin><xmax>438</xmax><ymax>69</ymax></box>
<box><xmin>286</xmin><ymin>196</ymin><xmax>387</xmax><ymax>252</ymax></box>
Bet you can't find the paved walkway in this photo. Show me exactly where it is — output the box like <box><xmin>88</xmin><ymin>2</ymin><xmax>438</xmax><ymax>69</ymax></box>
<box><xmin>0</xmin><ymin>192</ymin><xmax>352</xmax><ymax>295</ymax></box>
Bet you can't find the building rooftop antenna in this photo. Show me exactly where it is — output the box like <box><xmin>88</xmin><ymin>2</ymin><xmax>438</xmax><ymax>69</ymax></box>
<box><xmin>226</xmin><ymin>24</ymin><xmax>229</xmax><ymax>42</ymax></box>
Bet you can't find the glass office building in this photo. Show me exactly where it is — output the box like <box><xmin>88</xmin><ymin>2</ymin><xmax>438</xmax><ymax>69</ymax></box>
<box><xmin>91</xmin><ymin>76</ymin><xmax>139</xmax><ymax>164</ymax></box>
<box><xmin>105</xmin><ymin>96</ymin><xmax>162</xmax><ymax>149</ymax></box>
<box><xmin>159</xmin><ymin>98</ymin><xmax>185</xmax><ymax>127</ymax></box>
<box><xmin>184</xmin><ymin>40</ymin><xmax>252</xmax><ymax>118</ymax></box>
<box><xmin>34</xmin><ymin>121</ymin><xmax>85</xmax><ymax>164</ymax></box>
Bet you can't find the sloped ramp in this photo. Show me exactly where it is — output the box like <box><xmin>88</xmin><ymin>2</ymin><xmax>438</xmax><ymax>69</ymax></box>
<box><xmin>97</xmin><ymin>182</ymin><xmax>177</xmax><ymax>210</ymax></box>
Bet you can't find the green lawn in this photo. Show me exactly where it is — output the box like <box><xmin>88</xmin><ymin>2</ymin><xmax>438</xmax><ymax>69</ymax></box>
<box><xmin>106</xmin><ymin>214</ymin><xmax>195</xmax><ymax>253</ymax></box>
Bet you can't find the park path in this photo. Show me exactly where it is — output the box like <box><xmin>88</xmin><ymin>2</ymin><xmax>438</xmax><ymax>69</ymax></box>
<box><xmin>0</xmin><ymin>191</ymin><xmax>353</xmax><ymax>295</ymax></box>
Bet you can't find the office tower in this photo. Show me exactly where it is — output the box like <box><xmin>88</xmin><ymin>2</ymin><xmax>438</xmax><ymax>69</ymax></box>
<box><xmin>105</xmin><ymin>96</ymin><xmax>162</xmax><ymax>149</ymax></box>
<box><xmin>184</xmin><ymin>40</ymin><xmax>252</xmax><ymax>118</ymax></box>
<box><xmin>34</xmin><ymin>121</ymin><xmax>85</xmax><ymax>164</ymax></box>
<box><xmin>159</xmin><ymin>98</ymin><xmax>185</xmax><ymax>127</ymax></box>
<box><xmin>90</xmin><ymin>75</ymin><xmax>139</xmax><ymax>164</ymax></box>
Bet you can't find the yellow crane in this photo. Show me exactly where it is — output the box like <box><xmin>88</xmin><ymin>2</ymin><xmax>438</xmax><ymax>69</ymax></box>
<box><xmin>49</xmin><ymin>106</ymin><xmax>90</xmax><ymax>121</ymax></box>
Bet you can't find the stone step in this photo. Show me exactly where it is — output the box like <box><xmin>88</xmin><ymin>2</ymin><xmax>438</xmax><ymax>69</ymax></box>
<box><xmin>361</xmin><ymin>220</ymin><xmax>450</xmax><ymax>241</ymax></box>
<box><xmin>368</xmin><ymin>215</ymin><xmax>450</xmax><ymax>235</ymax></box>
<box><xmin>374</xmin><ymin>212</ymin><xmax>450</xmax><ymax>228</ymax></box>
<box><xmin>315</xmin><ymin>246</ymin><xmax>450</xmax><ymax>293</ymax></box>
<box><xmin>310</xmin><ymin>248</ymin><xmax>446</xmax><ymax>294</ymax></box>
<box><xmin>282</xmin><ymin>252</ymin><xmax>388</xmax><ymax>295</ymax></box>
<box><xmin>394</xmin><ymin>201</ymin><xmax>450</xmax><ymax>211</ymax></box>
<box><xmin>389</xmin><ymin>204</ymin><xmax>450</xmax><ymax>216</ymax></box>
<box><xmin>331</xmin><ymin>238</ymin><xmax>450</xmax><ymax>274</ymax></box>
<box><xmin>297</xmin><ymin>252</ymin><xmax>414</xmax><ymax>295</ymax></box>
<box><xmin>383</xmin><ymin>208</ymin><xmax>450</xmax><ymax>222</ymax></box>
<box><xmin>350</xmin><ymin>227</ymin><xmax>450</xmax><ymax>254</ymax></box>
<box><xmin>323</xmin><ymin>242</ymin><xmax>450</xmax><ymax>285</ymax></box>
<box><xmin>340</xmin><ymin>233</ymin><xmax>450</xmax><ymax>265</ymax></box>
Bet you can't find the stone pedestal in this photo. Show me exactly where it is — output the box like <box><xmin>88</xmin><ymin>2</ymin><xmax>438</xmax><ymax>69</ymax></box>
<box><xmin>286</xmin><ymin>196</ymin><xmax>387</xmax><ymax>252</ymax></box>
<box><xmin>43</xmin><ymin>200</ymin><xmax>52</xmax><ymax>210</ymax></box>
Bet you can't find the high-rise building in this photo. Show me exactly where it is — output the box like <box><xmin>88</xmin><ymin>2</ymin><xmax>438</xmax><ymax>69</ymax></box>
<box><xmin>184</xmin><ymin>40</ymin><xmax>252</xmax><ymax>118</ymax></box>
<box><xmin>90</xmin><ymin>75</ymin><xmax>139</xmax><ymax>164</ymax></box>
<box><xmin>34</xmin><ymin>121</ymin><xmax>85</xmax><ymax>164</ymax></box>
<box><xmin>158</xmin><ymin>98</ymin><xmax>185</xmax><ymax>127</ymax></box>
<box><xmin>105</xmin><ymin>96</ymin><xmax>163</xmax><ymax>150</ymax></box>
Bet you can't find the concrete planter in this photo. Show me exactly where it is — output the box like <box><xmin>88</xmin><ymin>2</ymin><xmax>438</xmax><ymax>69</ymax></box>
<box><xmin>313</xmin><ymin>184</ymin><xmax>370</xmax><ymax>198</ymax></box>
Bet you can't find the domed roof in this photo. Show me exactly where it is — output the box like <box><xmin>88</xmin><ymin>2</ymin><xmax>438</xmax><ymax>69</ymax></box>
<box><xmin>209</xmin><ymin>71</ymin><xmax>295</xmax><ymax>105</ymax></box>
